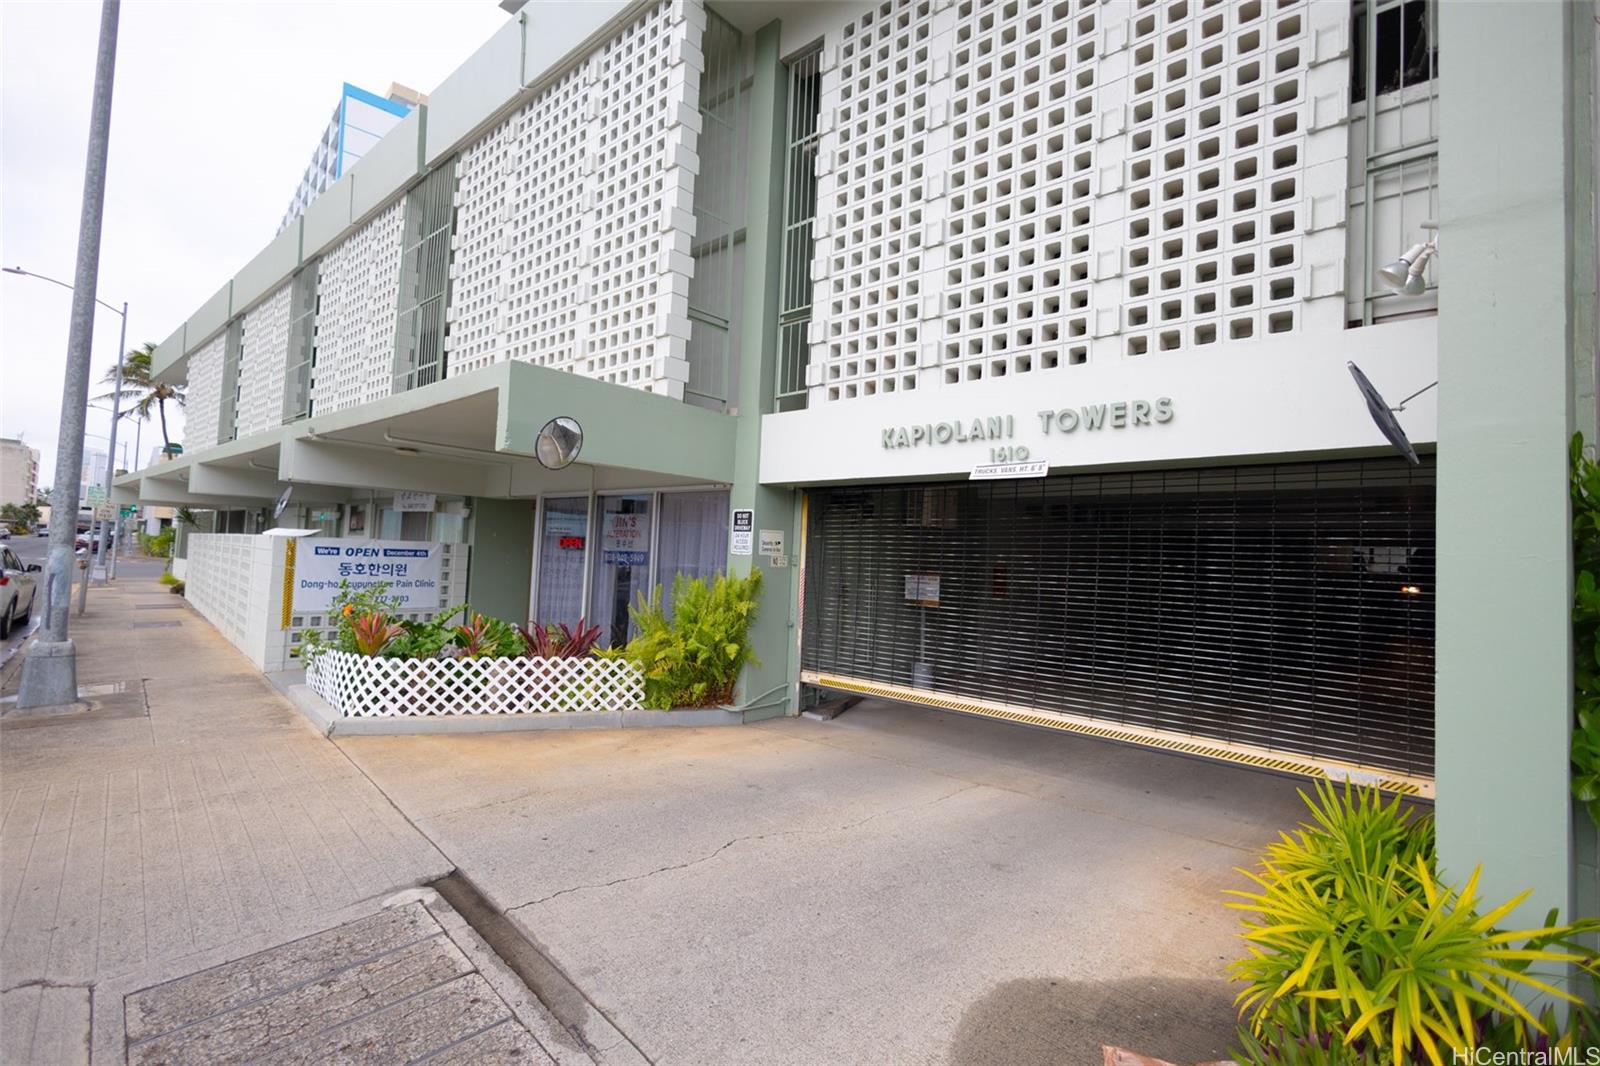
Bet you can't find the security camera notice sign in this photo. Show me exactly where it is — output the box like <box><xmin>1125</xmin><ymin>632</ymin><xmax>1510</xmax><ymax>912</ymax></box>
<box><xmin>730</xmin><ymin>509</ymin><xmax>754</xmax><ymax>555</ymax></box>
<box><xmin>294</xmin><ymin>538</ymin><xmax>444</xmax><ymax>611</ymax></box>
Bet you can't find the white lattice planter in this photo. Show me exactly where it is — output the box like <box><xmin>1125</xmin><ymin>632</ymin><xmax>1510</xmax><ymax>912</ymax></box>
<box><xmin>305</xmin><ymin>650</ymin><xmax>644</xmax><ymax>718</ymax></box>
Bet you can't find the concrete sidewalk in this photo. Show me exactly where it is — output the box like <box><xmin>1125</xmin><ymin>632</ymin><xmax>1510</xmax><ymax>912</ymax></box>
<box><xmin>0</xmin><ymin>577</ymin><xmax>457</xmax><ymax>1063</ymax></box>
<box><xmin>3</xmin><ymin>571</ymin><xmax>1312</xmax><ymax>1065</ymax></box>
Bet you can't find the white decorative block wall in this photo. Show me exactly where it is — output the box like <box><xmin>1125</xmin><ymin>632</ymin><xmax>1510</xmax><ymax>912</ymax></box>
<box><xmin>504</xmin><ymin>65</ymin><xmax>589</xmax><ymax>377</ymax></box>
<box><xmin>807</xmin><ymin>0</ymin><xmax>1340</xmax><ymax>404</ymax></box>
<box><xmin>235</xmin><ymin>282</ymin><xmax>292</xmax><ymax>438</ymax></box>
<box><xmin>444</xmin><ymin>0</ymin><xmax>704</xmax><ymax>399</ymax></box>
<box><xmin>184</xmin><ymin>333</ymin><xmax>226</xmax><ymax>450</ymax></box>
<box><xmin>445</xmin><ymin>114</ymin><xmax>515</xmax><ymax>377</ymax></box>
<box><xmin>184</xmin><ymin>533</ymin><xmax>276</xmax><ymax>668</ymax></box>
<box><xmin>311</xmin><ymin>201</ymin><xmax>405</xmax><ymax>414</ymax></box>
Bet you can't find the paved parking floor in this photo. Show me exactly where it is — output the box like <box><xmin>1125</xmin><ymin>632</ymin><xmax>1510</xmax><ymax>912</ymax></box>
<box><xmin>338</xmin><ymin>700</ymin><xmax>1311</xmax><ymax>1065</ymax></box>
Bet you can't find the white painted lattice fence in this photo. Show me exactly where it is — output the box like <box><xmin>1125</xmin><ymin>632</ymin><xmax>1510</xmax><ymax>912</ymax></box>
<box><xmin>306</xmin><ymin>650</ymin><xmax>644</xmax><ymax>718</ymax></box>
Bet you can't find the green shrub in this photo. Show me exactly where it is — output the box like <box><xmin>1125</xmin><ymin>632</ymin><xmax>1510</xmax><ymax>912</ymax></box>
<box><xmin>300</xmin><ymin>581</ymin><xmax>405</xmax><ymax>660</ymax></box>
<box><xmin>158</xmin><ymin>571</ymin><xmax>179</xmax><ymax>586</ymax></box>
<box><xmin>385</xmin><ymin>605</ymin><xmax>466</xmax><ymax>660</ymax></box>
<box><xmin>1571</xmin><ymin>433</ymin><xmax>1600</xmax><ymax>827</ymax></box>
<box><xmin>138</xmin><ymin>528</ymin><xmax>175</xmax><ymax>558</ymax></box>
<box><xmin>622</xmin><ymin>570</ymin><xmax>762</xmax><ymax>709</ymax></box>
<box><xmin>1229</xmin><ymin>781</ymin><xmax>1600</xmax><ymax>1065</ymax></box>
<box><xmin>447</xmin><ymin>613</ymin><xmax>526</xmax><ymax>658</ymax></box>
<box><xmin>301</xmin><ymin>583</ymin><xmax>529</xmax><ymax>663</ymax></box>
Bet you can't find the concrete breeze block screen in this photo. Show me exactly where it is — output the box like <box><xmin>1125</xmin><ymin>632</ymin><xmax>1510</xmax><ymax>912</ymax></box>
<box><xmin>806</xmin><ymin>0</ymin><xmax>1347</xmax><ymax>404</ymax></box>
<box><xmin>235</xmin><ymin>283</ymin><xmax>292</xmax><ymax>439</ymax></box>
<box><xmin>447</xmin><ymin>0</ymin><xmax>705</xmax><ymax>400</ymax></box>
<box><xmin>183</xmin><ymin>333</ymin><xmax>226</xmax><ymax>450</ymax></box>
<box><xmin>311</xmin><ymin>200</ymin><xmax>406</xmax><ymax>415</ymax></box>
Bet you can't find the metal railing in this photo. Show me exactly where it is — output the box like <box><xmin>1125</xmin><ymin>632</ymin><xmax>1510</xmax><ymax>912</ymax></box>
<box><xmin>775</xmin><ymin>45</ymin><xmax>823</xmax><ymax>410</ymax></box>
<box><xmin>393</xmin><ymin>163</ymin><xmax>455</xmax><ymax>393</ymax></box>
<box><xmin>1351</xmin><ymin>0</ymin><xmax>1439</xmax><ymax>325</ymax></box>
<box><xmin>684</xmin><ymin>10</ymin><xmax>746</xmax><ymax>410</ymax></box>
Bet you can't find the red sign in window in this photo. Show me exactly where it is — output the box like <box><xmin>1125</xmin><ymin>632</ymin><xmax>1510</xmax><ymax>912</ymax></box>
<box><xmin>559</xmin><ymin>536</ymin><xmax>585</xmax><ymax>550</ymax></box>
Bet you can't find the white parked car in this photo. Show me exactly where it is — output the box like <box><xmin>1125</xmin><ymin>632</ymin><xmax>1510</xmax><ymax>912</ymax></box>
<box><xmin>0</xmin><ymin>546</ymin><xmax>39</xmax><ymax>639</ymax></box>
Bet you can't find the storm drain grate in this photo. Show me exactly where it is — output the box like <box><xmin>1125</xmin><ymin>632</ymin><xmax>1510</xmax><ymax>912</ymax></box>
<box><xmin>133</xmin><ymin>602</ymin><xmax>186</xmax><ymax>610</ymax></box>
<box><xmin>132</xmin><ymin>620</ymin><xmax>181</xmax><ymax>629</ymax></box>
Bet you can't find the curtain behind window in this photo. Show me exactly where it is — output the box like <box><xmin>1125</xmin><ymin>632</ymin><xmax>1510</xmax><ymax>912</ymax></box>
<box><xmin>657</xmin><ymin>490</ymin><xmax>730</xmax><ymax>616</ymax></box>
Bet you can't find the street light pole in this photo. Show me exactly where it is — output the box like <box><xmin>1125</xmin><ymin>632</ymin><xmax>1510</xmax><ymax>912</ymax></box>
<box><xmin>88</xmin><ymin>301</ymin><xmax>128</xmax><ymax>600</ymax></box>
<box><xmin>16</xmin><ymin>0</ymin><xmax>122</xmax><ymax>710</ymax></box>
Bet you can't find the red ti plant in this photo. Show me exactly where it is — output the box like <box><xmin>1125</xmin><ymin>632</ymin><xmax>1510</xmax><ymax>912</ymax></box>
<box><xmin>351</xmin><ymin>612</ymin><xmax>404</xmax><ymax>657</ymax></box>
<box><xmin>517</xmin><ymin>617</ymin><xmax>603</xmax><ymax>659</ymax></box>
<box><xmin>453</xmin><ymin>614</ymin><xmax>495</xmax><ymax>658</ymax></box>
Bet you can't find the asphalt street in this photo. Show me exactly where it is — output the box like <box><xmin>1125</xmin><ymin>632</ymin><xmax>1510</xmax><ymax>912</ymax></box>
<box><xmin>0</xmin><ymin>533</ymin><xmax>48</xmax><ymax>665</ymax></box>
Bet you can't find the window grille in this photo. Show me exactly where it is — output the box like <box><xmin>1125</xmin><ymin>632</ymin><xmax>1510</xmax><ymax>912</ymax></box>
<box><xmin>393</xmin><ymin>163</ymin><xmax>455</xmax><ymax>394</ymax></box>
<box><xmin>1349</xmin><ymin>0</ymin><xmax>1439</xmax><ymax>326</ymax></box>
<box><xmin>775</xmin><ymin>44</ymin><xmax>822</xmax><ymax>411</ymax></box>
<box><xmin>685</xmin><ymin>10</ymin><xmax>747</xmax><ymax>411</ymax></box>
<box><xmin>282</xmin><ymin>262</ymin><xmax>319</xmax><ymax>422</ymax></box>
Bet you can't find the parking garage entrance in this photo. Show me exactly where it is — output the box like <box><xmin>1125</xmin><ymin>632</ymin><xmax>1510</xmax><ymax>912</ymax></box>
<box><xmin>800</xmin><ymin>457</ymin><xmax>1436</xmax><ymax>792</ymax></box>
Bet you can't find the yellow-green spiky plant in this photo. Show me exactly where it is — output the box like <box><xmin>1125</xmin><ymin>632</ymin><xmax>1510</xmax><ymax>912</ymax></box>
<box><xmin>1228</xmin><ymin>781</ymin><xmax>1599</xmax><ymax>1065</ymax></box>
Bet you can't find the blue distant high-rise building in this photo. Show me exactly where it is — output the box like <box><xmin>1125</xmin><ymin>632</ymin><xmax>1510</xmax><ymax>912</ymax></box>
<box><xmin>277</xmin><ymin>82</ymin><xmax>423</xmax><ymax>235</ymax></box>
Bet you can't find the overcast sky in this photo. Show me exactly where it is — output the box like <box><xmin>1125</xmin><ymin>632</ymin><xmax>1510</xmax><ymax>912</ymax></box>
<box><xmin>1</xmin><ymin>0</ymin><xmax>510</xmax><ymax>494</ymax></box>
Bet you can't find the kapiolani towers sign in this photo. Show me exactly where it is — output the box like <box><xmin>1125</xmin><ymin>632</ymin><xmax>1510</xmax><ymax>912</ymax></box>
<box><xmin>880</xmin><ymin>398</ymin><xmax>1176</xmax><ymax>451</ymax></box>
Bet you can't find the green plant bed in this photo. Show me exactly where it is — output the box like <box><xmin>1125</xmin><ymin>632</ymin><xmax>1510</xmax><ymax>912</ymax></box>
<box><xmin>1229</xmin><ymin>781</ymin><xmax>1600</xmax><ymax>1064</ymax></box>
<box><xmin>616</xmin><ymin>570</ymin><xmax>762</xmax><ymax>710</ymax></box>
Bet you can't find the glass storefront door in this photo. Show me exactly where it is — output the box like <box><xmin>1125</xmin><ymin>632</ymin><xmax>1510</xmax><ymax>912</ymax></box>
<box><xmin>536</xmin><ymin>498</ymin><xmax>588</xmax><ymax>626</ymax></box>
<box><xmin>531</xmin><ymin>489</ymin><xmax>732</xmax><ymax>647</ymax></box>
<box><xmin>590</xmin><ymin>495</ymin><xmax>653</xmax><ymax>647</ymax></box>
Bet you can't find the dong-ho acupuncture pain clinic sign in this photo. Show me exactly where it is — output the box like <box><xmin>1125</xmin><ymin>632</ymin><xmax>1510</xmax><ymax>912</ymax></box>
<box><xmin>294</xmin><ymin>538</ymin><xmax>445</xmax><ymax>611</ymax></box>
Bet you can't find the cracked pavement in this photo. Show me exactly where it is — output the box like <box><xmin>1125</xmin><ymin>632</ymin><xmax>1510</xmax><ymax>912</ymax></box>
<box><xmin>337</xmin><ymin>700</ymin><xmax>1310</xmax><ymax>1065</ymax></box>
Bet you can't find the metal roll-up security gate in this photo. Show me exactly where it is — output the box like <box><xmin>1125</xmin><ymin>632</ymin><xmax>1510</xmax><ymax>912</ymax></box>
<box><xmin>800</xmin><ymin>458</ymin><xmax>1436</xmax><ymax>794</ymax></box>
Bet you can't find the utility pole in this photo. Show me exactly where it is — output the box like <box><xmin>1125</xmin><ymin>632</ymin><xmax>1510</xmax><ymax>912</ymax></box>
<box><xmin>17</xmin><ymin>0</ymin><xmax>122</xmax><ymax>709</ymax></box>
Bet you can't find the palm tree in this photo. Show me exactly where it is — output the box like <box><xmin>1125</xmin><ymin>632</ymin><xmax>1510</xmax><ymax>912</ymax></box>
<box><xmin>95</xmin><ymin>343</ymin><xmax>186</xmax><ymax>453</ymax></box>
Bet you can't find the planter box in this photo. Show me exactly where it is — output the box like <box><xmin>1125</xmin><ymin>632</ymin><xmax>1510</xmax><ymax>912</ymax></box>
<box><xmin>305</xmin><ymin>649</ymin><xmax>644</xmax><ymax>718</ymax></box>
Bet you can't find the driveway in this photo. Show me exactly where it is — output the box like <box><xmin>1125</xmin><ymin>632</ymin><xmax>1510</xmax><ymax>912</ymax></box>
<box><xmin>337</xmin><ymin>701</ymin><xmax>1311</xmax><ymax>1065</ymax></box>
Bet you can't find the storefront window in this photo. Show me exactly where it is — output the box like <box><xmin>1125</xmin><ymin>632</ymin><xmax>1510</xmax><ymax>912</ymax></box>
<box><xmin>434</xmin><ymin>512</ymin><xmax>466</xmax><ymax>544</ymax></box>
<box><xmin>656</xmin><ymin>491</ymin><xmax>730</xmax><ymax>616</ymax></box>
<box><xmin>536</xmin><ymin>498</ymin><xmax>588</xmax><ymax>626</ymax></box>
<box><xmin>590</xmin><ymin>495</ymin><xmax>652</xmax><ymax>647</ymax></box>
<box><xmin>307</xmin><ymin>507</ymin><xmax>341</xmax><ymax>537</ymax></box>
<box><xmin>379</xmin><ymin>509</ymin><xmax>431</xmax><ymax>541</ymax></box>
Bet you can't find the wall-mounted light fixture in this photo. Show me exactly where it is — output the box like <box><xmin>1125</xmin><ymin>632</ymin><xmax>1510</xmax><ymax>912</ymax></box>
<box><xmin>1377</xmin><ymin>221</ymin><xmax>1439</xmax><ymax>296</ymax></box>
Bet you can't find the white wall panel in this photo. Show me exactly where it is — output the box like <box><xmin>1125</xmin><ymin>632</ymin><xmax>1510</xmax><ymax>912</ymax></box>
<box><xmin>445</xmin><ymin>0</ymin><xmax>705</xmax><ymax>399</ymax></box>
<box><xmin>311</xmin><ymin>202</ymin><xmax>405</xmax><ymax>414</ymax></box>
<box><xmin>235</xmin><ymin>282</ymin><xmax>292</xmax><ymax>438</ymax></box>
<box><xmin>184</xmin><ymin>334</ymin><xmax>226</xmax><ymax>450</ymax></box>
<box><xmin>805</xmin><ymin>0</ymin><xmax>1341</xmax><ymax>404</ymax></box>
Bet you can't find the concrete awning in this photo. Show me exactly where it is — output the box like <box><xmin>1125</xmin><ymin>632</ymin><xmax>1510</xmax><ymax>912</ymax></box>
<box><xmin>114</xmin><ymin>360</ymin><xmax>737</xmax><ymax>509</ymax></box>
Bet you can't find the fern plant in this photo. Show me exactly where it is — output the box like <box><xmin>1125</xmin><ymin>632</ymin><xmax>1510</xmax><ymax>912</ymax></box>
<box><xmin>624</xmin><ymin>571</ymin><xmax>762</xmax><ymax>709</ymax></box>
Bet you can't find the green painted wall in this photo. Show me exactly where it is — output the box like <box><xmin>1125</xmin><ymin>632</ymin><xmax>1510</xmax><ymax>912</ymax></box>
<box><xmin>1435</xmin><ymin>0</ymin><xmax>1580</xmax><ymax>929</ymax></box>
<box><xmin>726</xmin><ymin>19</ymin><xmax>800</xmax><ymax>721</ymax></box>
<box><xmin>467</xmin><ymin>497</ymin><xmax>535</xmax><ymax>625</ymax></box>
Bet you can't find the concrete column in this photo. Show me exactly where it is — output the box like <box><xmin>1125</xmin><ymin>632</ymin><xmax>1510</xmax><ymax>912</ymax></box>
<box><xmin>466</xmin><ymin>498</ymin><xmax>535</xmax><ymax>625</ymax></box>
<box><xmin>725</xmin><ymin>19</ymin><xmax>799</xmax><ymax>721</ymax></box>
<box><xmin>1435</xmin><ymin>1</ymin><xmax>1582</xmax><ymax>926</ymax></box>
